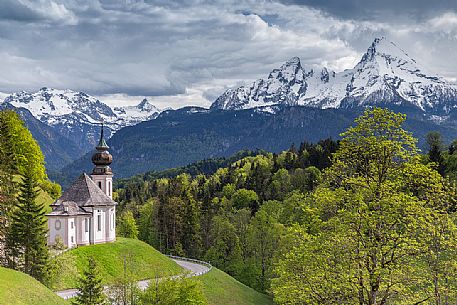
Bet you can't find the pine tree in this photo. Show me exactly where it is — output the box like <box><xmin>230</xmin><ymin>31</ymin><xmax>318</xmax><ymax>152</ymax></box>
<box><xmin>181</xmin><ymin>191</ymin><xmax>202</xmax><ymax>258</ymax></box>
<box><xmin>5</xmin><ymin>170</ymin><xmax>49</xmax><ymax>282</ymax></box>
<box><xmin>426</xmin><ymin>131</ymin><xmax>446</xmax><ymax>175</ymax></box>
<box><xmin>73</xmin><ymin>257</ymin><xmax>106</xmax><ymax>305</ymax></box>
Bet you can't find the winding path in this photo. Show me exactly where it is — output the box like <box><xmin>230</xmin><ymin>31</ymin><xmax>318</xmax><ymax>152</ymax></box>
<box><xmin>55</xmin><ymin>256</ymin><xmax>212</xmax><ymax>300</ymax></box>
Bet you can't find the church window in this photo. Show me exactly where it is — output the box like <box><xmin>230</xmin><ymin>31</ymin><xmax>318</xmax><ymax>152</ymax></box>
<box><xmin>71</xmin><ymin>221</ymin><xmax>74</xmax><ymax>229</ymax></box>
<box><xmin>85</xmin><ymin>218</ymin><xmax>89</xmax><ymax>232</ymax></box>
<box><xmin>98</xmin><ymin>181</ymin><xmax>102</xmax><ymax>189</ymax></box>
<box><xmin>97</xmin><ymin>215</ymin><xmax>101</xmax><ymax>231</ymax></box>
<box><xmin>71</xmin><ymin>236</ymin><xmax>74</xmax><ymax>243</ymax></box>
<box><xmin>55</xmin><ymin>220</ymin><xmax>61</xmax><ymax>230</ymax></box>
<box><xmin>109</xmin><ymin>181</ymin><xmax>111</xmax><ymax>196</ymax></box>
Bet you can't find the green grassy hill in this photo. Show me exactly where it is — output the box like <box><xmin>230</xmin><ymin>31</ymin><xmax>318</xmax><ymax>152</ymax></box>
<box><xmin>200</xmin><ymin>268</ymin><xmax>273</xmax><ymax>305</ymax></box>
<box><xmin>0</xmin><ymin>267</ymin><xmax>67</xmax><ymax>305</ymax></box>
<box><xmin>52</xmin><ymin>237</ymin><xmax>183</xmax><ymax>290</ymax></box>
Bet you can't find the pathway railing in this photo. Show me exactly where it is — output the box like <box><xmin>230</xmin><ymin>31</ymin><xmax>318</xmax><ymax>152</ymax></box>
<box><xmin>166</xmin><ymin>255</ymin><xmax>212</xmax><ymax>276</ymax></box>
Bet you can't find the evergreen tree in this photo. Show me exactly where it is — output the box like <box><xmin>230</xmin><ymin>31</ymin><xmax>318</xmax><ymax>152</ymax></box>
<box><xmin>427</xmin><ymin>131</ymin><xmax>445</xmax><ymax>176</ymax></box>
<box><xmin>5</xmin><ymin>170</ymin><xmax>49</xmax><ymax>282</ymax></box>
<box><xmin>73</xmin><ymin>257</ymin><xmax>106</xmax><ymax>305</ymax></box>
<box><xmin>181</xmin><ymin>191</ymin><xmax>202</xmax><ymax>258</ymax></box>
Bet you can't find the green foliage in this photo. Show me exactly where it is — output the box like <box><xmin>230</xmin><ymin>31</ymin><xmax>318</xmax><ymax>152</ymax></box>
<box><xmin>51</xmin><ymin>238</ymin><xmax>183</xmax><ymax>290</ymax></box>
<box><xmin>0</xmin><ymin>110</ymin><xmax>60</xmax><ymax>265</ymax></box>
<box><xmin>272</xmin><ymin>108</ymin><xmax>457</xmax><ymax>305</ymax></box>
<box><xmin>117</xmin><ymin>211</ymin><xmax>139</xmax><ymax>239</ymax></box>
<box><xmin>231</xmin><ymin>189</ymin><xmax>259</xmax><ymax>210</ymax></box>
<box><xmin>245</xmin><ymin>205</ymin><xmax>284</xmax><ymax>291</ymax></box>
<box><xmin>0</xmin><ymin>110</ymin><xmax>60</xmax><ymax>197</ymax></box>
<box><xmin>205</xmin><ymin>216</ymin><xmax>243</xmax><ymax>276</ymax></box>
<box><xmin>105</xmin><ymin>253</ymin><xmax>141</xmax><ymax>305</ymax></box>
<box><xmin>5</xmin><ymin>171</ymin><xmax>49</xmax><ymax>283</ymax></box>
<box><xmin>115</xmin><ymin>138</ymin><xmax>335</xmax><ymax>293</ymax></box>
<box><xmin>72</xmin><ymin>257</ymin><xmax>106</xmax><ymax>305</ymax></box>
<box><xmin>426</xmin><ymin>131</ymin><xmax>445</xmax><ymax>175</ymax></box>
<box><xmin>0</xmin><ymin>110</ymin><xmax>46</xmax><ymax>181</ymax></box>
<box><xmin>139</xmin><ymin>277</ymin><xmax>207</xmax><ymax>305</ymax></box>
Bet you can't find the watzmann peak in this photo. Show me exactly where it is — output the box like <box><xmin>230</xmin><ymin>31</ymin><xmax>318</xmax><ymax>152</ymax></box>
<box><xmin>211</xmin><ymin>38</ymin><xmax>457</xmax><ymax>114</ymax></box>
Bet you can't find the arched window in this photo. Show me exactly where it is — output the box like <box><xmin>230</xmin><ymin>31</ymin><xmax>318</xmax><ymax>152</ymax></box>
<box><xmin>109</xmin><ymin>181</ymin><xmax>111</xmax><ymax>196</ymax></box>
<box><xmin>98</xmin><ymin>181</ymin><xmax>102</xmax><ymax>189</ymax></box>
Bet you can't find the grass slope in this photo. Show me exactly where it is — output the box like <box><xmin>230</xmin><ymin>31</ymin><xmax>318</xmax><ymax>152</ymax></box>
<box><xmin>200</xmin><ymin>268</ymin><xmax>273</xmax><ymax>305</ymax></box>
<box><xmin>0</xmin><ymin>267</ymin><xmax>67</xmax><ymax>305</ymax></box>
<box><xmin>53</xmin><ymin>237</ymin><xmax>182</xmax><ymax>290</ymax></box>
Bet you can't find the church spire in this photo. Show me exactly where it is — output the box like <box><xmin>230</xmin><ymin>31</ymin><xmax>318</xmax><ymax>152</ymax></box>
<box><xmin>96</xmin><ymin>121</ymin><xmax>109</xmax><ymax>150</ymax></box>
<box><xmin>91</xmin><ymin>122</ymin><xmax>113</xmax><ymax>175</ymax></box>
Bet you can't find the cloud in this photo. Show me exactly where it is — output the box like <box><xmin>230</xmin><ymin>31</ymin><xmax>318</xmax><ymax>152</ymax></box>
<box><xmin>280</xmin><ymin>0</ymin><xmax>457</xmax><ymax>21</ymax></box>
<box><xmin>0</xmin><ymin>0</ymin><xmax>456</xmax><ymax>108</ymax></box>
<box><xmin>0</xmin><ymin>0</ymin><xmax>77</xmax><ymax>24</ymax></box>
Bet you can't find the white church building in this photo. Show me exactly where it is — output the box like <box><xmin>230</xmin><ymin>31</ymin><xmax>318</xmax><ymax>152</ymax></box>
<box><xmin>47</xmin><ymin>125</ymin><xmax>117</xmax><ymax>248</ymax></box>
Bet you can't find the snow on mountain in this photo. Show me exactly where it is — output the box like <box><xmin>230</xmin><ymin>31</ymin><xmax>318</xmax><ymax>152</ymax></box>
<box><xmin>0</xmin><ymin>87</ymin><xmax>163</xmax><ymax>154</ymax></box>
<box><xmin>113</xmin><ymin>98</ymin><xmax>161</xmax><ymax>126</ymax></box>
<box><xmin>1</xmin><ymin>88</ymin><xmax>161</xmax><ymax>132</ymax></box>
<box><xmin>211</xmin><ymin>37</ymin><xmax>457</xmax><ymax>114</ymax></box>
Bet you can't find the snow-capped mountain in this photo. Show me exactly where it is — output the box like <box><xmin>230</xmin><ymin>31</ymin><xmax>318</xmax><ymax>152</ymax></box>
<box><xmin>1</xmin><ymin>88</ymin><xmax>161</xmax><ymax>131</ymax></box>
<box><xmin>211</xmin><ymin>37</ymin><xmax>457</xmax><ymax>114</ymax></box>
<box><xmin>113</xmin><ymin>98</ymin><xmax>160</xmax><ymax>126</ymax></box>
<box><xmin>0</xmin><ymin>87</ymin><xmax>162</xmax><ymax>157</ymax></box>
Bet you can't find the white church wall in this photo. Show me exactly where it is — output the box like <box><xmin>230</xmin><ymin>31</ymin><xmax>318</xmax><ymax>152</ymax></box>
<box><xmin>76</xmin><ymin>217</ymin><xmax>90</xmax><ymax>245</ymax></box>
<box><xmin>67</xmin><ymin>217</ymin><xmax>76</xmax><ymax>248</ymax></box>
<box><xmin>91</xmin><ymin>174</ymin><xmax>113</xmax><ymax>199</ymax></box>
<box><xmin>47</xmin><ymin>217</ymin><xmax>66</xmax><ymax>246</ymax></box>
<box><xmin>94</xmin><ymin>208</ymin><xmax>106</xmax><ymax>243</ymax></box>
<box><xmin>105</xmin><ymin>207</ymin><xmax>116</xmax><ymax>241</ymax></box>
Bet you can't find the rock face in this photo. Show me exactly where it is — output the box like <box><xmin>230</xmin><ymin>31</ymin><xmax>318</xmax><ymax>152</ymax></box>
<box><xmin>0</xmin><ymin>88</ymin><xmax>161</xmax><ymax>151</ymax></box>
<box><xmin>0</xmin><ymin>88</ymin><xmax>161</xmax><ymax>170</ymax></box>
<box><xmin>211</xmin><ymin>37</ymin><xmax>457</xmax><ymax>114</ymax></box>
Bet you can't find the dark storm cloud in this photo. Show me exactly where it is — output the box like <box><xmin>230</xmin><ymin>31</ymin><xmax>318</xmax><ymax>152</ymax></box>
<box><xmin>280</xmin><ymin>0</ymin><xmax>457</xmax><ymax>21</ymax></box>
<box><xmin>0</xmin><ymin>1</ymin><xmax>42</xmax><ymax>22</ymax></box>
<box><xmin>0</xmin><ymin>0</ymin><xmax>456</xmax><ymax>108</ymax></box>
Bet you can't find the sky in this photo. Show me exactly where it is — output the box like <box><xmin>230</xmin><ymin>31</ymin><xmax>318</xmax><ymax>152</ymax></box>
<box><xmin>1</xmin><ymin>0</ymin><xmax>457</xmax><ymax>108</ymax></box>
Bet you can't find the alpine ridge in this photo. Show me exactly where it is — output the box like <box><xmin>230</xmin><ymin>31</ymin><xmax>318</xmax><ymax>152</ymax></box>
<box><xmin>0</xmin><ymin>88</ymin><xmax>161</xmax><ymax>151</ymax></box>
<box><xmin>211</xmin><ymin>37</ymin><xmax>457</xmax><ymax>114</ymax></box>
<box><xmin>0</xmin><ymin>88</ymin><xmax>161</xmax><ymax>170</ymax></box>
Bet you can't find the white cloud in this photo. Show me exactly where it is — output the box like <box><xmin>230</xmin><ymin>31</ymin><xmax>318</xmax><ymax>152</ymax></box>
<box><xmin>0</xmin><ymin>1</ymin><xmax>457</xmax><ymax>108</ymax></box>
<box><xmin>428</xmin><ymin>12</ymin><xmax>457</xmax><ymax>32</ymax></box>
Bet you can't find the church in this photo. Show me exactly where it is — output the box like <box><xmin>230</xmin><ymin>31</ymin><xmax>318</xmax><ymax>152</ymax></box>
<box><xmin>47</xmin><ymin>125</ymin><xmax>117</xmax><ymax>249</ymax></box>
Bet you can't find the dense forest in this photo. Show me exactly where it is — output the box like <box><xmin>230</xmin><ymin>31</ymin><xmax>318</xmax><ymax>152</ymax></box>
<box><xmin>0</xmin><ymin>110</ymin><xmax>61</xmax><ymax>283</ymax></box>
<box><xmin>116</xmin><ymin>108</ymin><xmax>457</xmax><ymax>304</ymax></box>
<box><xmin>4</xmin><ymin>106</ymin><xmax>457</xmax><ymax>304</ymax></box>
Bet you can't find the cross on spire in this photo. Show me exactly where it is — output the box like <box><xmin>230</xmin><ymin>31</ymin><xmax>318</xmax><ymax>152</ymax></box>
<box><xmin>97</xmin><ymin>120</ymin><xmax>109</xmax><ymax>149</ymax></box>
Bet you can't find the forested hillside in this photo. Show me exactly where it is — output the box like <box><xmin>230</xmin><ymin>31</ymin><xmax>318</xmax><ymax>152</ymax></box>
<box><xmin>116</xmin><ymin>138</ymin><xmax>339</xmax><ymax>292</ymax></box>
<box><xmin>116</xmin><ymin>108</ymin><xmax>457</xmax><ymax>303</ymax></box>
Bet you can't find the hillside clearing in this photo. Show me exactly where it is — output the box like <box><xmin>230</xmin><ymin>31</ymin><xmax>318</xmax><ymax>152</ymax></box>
<box><xmin>52</xmin><ymin>237</ymin><xmax>182</xmax><ymax>290</ymax></box>
<box><xmin>200</xmin><ymin>268</ymin><xmax>273</xmax><ymax>305</ymax></box>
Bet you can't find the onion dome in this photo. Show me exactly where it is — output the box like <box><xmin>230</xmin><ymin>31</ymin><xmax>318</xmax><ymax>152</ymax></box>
<box><xmin>92</xmin><ymin>123</ymin><xmax>113</xmax><ymax>175</ymax></box>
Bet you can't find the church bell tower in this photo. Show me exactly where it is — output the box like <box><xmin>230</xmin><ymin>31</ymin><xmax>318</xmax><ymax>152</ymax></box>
<box><xmin>91</xmin><ymin>123</ymin><xmax>113</xmax><ymax>199</ymax></box>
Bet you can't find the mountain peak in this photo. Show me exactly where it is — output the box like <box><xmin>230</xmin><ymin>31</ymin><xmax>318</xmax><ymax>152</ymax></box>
<box><xmin>212</xmin><ymin>38</ymin><xmax>457</xmax><ymax>113</ymax></box>
<box><xmin>137</xmin><ymin>98</ymin><xmax>155</xmax><ymax>111</ymax></box>
<box><xmin>284</xmin><ymin>56</ymin><xmax>301</xmax><ymax>66</ymax></box>
<box><xmin>359</xmin><ymin>36</ymin><xmax>416</xmax><ymax>66</ymax></box>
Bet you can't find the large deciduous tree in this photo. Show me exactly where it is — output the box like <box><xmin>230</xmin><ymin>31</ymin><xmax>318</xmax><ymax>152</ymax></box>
<box><xmin>272</xmin><ymin>108</ymin><xmax>457</xmax><ymax>305</ymax></box>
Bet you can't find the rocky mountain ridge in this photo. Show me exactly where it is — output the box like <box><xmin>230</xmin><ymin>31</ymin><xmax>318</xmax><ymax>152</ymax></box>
<box><xmin>211</xmin><ymin>37</ymin><xmax>457</xmax><ymax>115</ymax></box>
